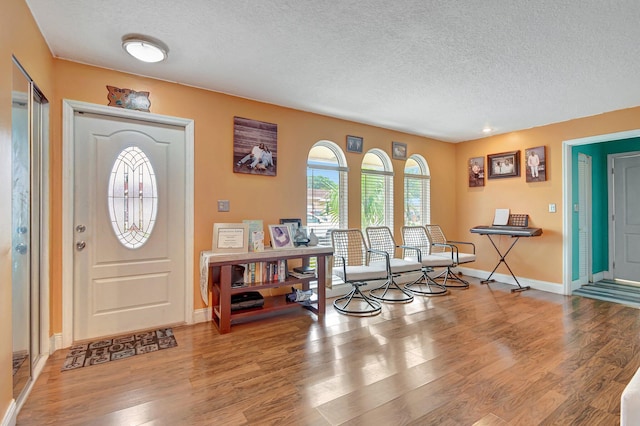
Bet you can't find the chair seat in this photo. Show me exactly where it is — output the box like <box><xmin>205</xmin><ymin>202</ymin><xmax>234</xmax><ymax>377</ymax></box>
<box><xmin>333</xmin><ymin>263</ymin><xmax>388</xmax><ymax>282</ymax></box>
<box><xmin>388</xmin><ymin>258</ymin><xmax>422</xmax><ymax>273</ymax></box>
<box><xmin>418</xmin><ymin>254</ymin><xmax>454</xmax><ymax>267</ymax></box>
<box><xmin>434</xmin><ymin>252</ymin><xmax>476</xmax><ymax>264</ymax></box>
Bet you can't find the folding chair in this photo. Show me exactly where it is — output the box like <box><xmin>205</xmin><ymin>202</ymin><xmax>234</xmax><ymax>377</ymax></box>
<box><xmin>365</xmin><ymin>226</ymin><xmax>420</xmax><ymax>303</ymax></box>
<box><xmin>331</xmin><ymin>229</ymin><xmax>386</xmax><ymax>316</ymax></box>
<box><xmin>425</xmin><ymin>224</ymin><xmax>476</xmax><ymax>288</ymax></box>
<box><xmin>400</xmin><ymin>226</ymin><xmax>450</xmax><ymax>295</ymax></box>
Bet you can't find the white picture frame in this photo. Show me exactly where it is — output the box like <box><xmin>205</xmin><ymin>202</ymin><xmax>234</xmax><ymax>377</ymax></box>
<box><xmin>212</xmin><ymin>223</ymin><xmax>249</xmax><ymax>253</ymax></box>
<box><xmin>268</xmin><ymin>224</ymin><xmax>294</xmax><ymax>249</ymax></box>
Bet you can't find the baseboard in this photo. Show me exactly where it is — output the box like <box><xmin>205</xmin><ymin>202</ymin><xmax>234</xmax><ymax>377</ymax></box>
<box><xmin>193</xmin><ymin>307</ymin><xmax>212</xmax><ymax>323</ymax></box>
<box><xmin>456</xmin><ymin>266</ymin><xmax>564</xmax><ymax>295</ymax></box>
<box><xmin>50</xmin><ymin>333</ymin><xmax>62</xmax><ymax>353</ymax></box>
<box><xmin>1</xmin><ymin>399</ymin><xmax>16</xmax><ymax>426</ymax></box>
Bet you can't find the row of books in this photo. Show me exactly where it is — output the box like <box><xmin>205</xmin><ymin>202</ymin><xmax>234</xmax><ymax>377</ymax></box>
<box><xmin>234</xmin><ymin>260</ymin><xmax>288</xmax><ymax>286</ymax></box>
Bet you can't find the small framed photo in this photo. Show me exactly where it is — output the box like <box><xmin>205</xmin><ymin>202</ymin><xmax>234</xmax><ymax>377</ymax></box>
<box><xmin>346</xmin><ymin>135</ymin><xmax>363</xmax><ymax>153</ymax></box>
<box><xmin>269</xmin><ymin>224</ymin><xmax>294</xmax><ymax>249</ymax></box>
<box><xmin>392</xmin><ymin>141</ymin><xmax>407</xmax><ymax>160</ymax></box>
<box><xmin>525</xmin><ymin>146</ymin><xmax>546</xmax><ymax>182</ymax></box>
<box><xmin>468</xmin><ymin>156</ymin><xmax>485</xmax><ymax>187</ymax></box>
<box><xmin>212</xmin><ymin>223</ymin><xmax>249</xmax><ymax>253</ymax></box>
<box><xmin>487</xmin><ymin>150</ymin><xmax>520</xmax><ymax>179</ymax></box>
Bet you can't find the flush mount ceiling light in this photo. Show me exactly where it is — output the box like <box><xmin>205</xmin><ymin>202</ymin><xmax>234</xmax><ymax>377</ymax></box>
<box><xmin>122</xmin><ymin>36</ymin><xmax>168</xmax><ymax>63</ymax></box>
<box><xmin>482</xmin><ymin>126</ymin><xmax>493</xmax><ymax>134</ymax></box>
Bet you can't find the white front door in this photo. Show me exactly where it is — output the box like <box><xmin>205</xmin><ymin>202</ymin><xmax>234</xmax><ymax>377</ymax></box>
<box><xmin>612</xmin><ymin>152</ymin><xmax>640</xmax><ymax>283</ymax></box>
<box><xmin>73</xmin><ymin>111</ymin><xmax>186</xmax><ymax>340</ymax></box>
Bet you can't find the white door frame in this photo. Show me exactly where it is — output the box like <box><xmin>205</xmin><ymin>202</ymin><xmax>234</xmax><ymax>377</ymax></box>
<box><xmin>562</xmin><ymin>129</ymin><xmax>640</xmax><ymax>295</ymax></box>
<box><xmin>61</xmin><ymin>100</ymin><xmax>194</xmax><ymax>348</ymax></box>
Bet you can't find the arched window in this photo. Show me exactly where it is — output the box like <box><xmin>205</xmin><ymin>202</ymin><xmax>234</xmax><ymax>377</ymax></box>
<box><xmin>404</xmin><ymin>154</ymin><xmax>430</xmax><ymax>226</ymax></box>
<box><xmin>307</xmin><ymin>141</ymin><xmax>348</xmax><ymax>245</ymax></box>
<box><xmin>361</xmin><ymin>149</ymin><xmax>393</xmax><ymax>229</ymax></box>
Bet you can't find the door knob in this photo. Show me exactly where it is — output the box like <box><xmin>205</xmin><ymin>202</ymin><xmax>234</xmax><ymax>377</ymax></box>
<box><xmin>76</xmin><ymin>241</ymin><xmax>86</xmax><ymax>251</ymax></box>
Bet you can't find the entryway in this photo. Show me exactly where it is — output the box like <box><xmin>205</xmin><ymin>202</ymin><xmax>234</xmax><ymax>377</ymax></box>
<box><xmin>62</xmin><ymin>100</ymin><xmax>194</xmax><ymax>347</ymax></box>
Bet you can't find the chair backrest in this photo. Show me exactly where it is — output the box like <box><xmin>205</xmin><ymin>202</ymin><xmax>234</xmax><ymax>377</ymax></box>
<box><xmin>365</xmin><ymin>226</ymin><xmax>396</xmax><ymax>262</ymax></box>
<box><xmin>401</xmin><ymin>226</ymin><xmax>431</xmax><ymax>259</ymax></box>
<box><xmin>331</xmin><ymin>229</ymin><xmax>368</xmax><ymax>268</ymax></box>
<box><xmin>425</xmin><ymin>224</ymin><xmax>447</xmax><ymax>254</ymax></box>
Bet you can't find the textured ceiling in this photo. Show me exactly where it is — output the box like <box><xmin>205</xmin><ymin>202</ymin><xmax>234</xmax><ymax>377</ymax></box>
<box><xmin>25</xmin><ymin>0</ymin><xmax>640</xmax><ymax>142</ymax></box>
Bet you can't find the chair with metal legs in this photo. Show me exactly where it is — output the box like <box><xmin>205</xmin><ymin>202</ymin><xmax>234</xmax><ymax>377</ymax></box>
<box><xmin>365</xmin><ymin>226</ymin><xmax>420</xmax><ymax>303</ymax></box>
<box><xmin>330</xmin><ymin>229</ymin><xmax>387</xmax><ymax>316</ymax></box>
<box><xmin>400</xmin><ymin>226</ymin><xmax>450</xmax><ymax>295</ymax></box>
<box><xmin>425</xmin><ymin>224</ymin><xmax>476</xmax><ymax>289</ymax></box>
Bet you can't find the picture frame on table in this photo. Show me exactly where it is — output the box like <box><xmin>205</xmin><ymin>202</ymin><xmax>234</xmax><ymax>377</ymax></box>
<box><xmin>212</xmin><ymin>223</ymin><xmax>249</xmax><ymax>253</ymax></box>
<box><xmin>269</xmin><ymin>224</ymin><xmax>294</xmax><ymax>249</ymax></box>
<box><xmin>392</xmin><ymin>141</ymin><xmax>407</xmax><ymax>160</ymax></box>
<box><xmin>346</xmin><ymin>135</ymin><xmax>363</xmax><ymax>153</ymax></box>
<box><xmin>487</xmin><ymin>150</ymin><xmax>520</xmax><ymax>179</ymax></box>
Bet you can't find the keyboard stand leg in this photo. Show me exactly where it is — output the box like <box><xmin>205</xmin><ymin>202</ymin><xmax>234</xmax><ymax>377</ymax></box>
<box><xmin>480</xmin><ymin>235</ymin><xmax>530</xmax><ymax>292</ymax></box>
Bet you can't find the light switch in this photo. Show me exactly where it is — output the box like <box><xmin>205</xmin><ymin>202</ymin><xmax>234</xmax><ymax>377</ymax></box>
<box><xmin>549</xmin><ymin>203</ymin><xmax>556</xmax><ymax>213</ymax></box>
<box><xmin>217</xmin><ymin>200</ymin><xmax>230</xmax><ymax>212</ymax></box>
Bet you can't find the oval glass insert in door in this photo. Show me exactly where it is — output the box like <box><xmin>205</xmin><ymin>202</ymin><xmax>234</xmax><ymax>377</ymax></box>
<box><xmin>107</xmin><ymin>146</ymin><xmax>158</xmax><ymax>249</ymax></box>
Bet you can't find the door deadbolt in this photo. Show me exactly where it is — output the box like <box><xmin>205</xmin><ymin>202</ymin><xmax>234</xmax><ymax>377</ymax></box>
<box><xmin>76</xmin><ymin>241</ymin><xmax>86</xmax><ymax>251</ymax></box>
<box><xmin>76</xmin><ymin>224</ymin><xmax>86</xmax><ymax>233</ymax></box>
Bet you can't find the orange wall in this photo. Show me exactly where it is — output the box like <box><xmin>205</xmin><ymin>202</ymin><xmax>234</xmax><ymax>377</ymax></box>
<box><xmin>51</xmin><ymin>60</ymin><xmax>457</xmax><ymax>331</ymax></box>
<box><xmin>5</xmin><ymin>0</ymin><xmax>640</xmax><ymax>419</ymax></box>
<box><xmin>455</xmin><ymin>108</ymin><xmax>640</xmax><ymax>284</ymax></box>
<box><xmin>2</xmin><ymin>0</ymin><xmax>55</xmax><ymax>416</ymax></box>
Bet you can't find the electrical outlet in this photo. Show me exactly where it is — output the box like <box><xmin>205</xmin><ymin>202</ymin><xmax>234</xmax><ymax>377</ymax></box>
<box><xmin>549</xmin><ymin>203</ymin><xmax>556</xmax><ymax>213</ymax></box>
<box><xmin>217</xmin><ymin>200</ymin><xmax>230</xmax><ymax>212</ymax></box>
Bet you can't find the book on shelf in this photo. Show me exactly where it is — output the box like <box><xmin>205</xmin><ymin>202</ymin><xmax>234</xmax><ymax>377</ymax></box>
<box><xmin>239</xmin><ymin>260</ymin><xmax>287</xmax><ymax>285</ymax></box>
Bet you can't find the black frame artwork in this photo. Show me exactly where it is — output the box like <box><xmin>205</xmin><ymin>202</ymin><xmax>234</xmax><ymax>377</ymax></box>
<box><xmin>487</xmin><ymin>150</ymin><xmax>520</xmax><ymax>179</ymax></box>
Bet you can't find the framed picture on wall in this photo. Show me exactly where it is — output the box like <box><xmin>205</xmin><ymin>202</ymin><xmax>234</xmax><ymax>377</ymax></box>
<box><xmin>525</xmin><ymin>146</ymin><xmax>546</xmax><ymax>182</ymax></box>
<box><xmin>468</xmin><ymin>156</ymin><xmax>485</xmax><ymax>187</ymax></box>
<box><xmin>392</xmin><ymin>141</ymin><xmax>407</xmax><ymax>160</ymax></box>
<box><xmin>487</xmin><ymin>150</ymin><xmax>520</xmax><ymax>179</ymax></box>
<box><xmin>346</xmin><ymin>135</ymin><xmax>363</xmax><ymax>153</ymax></box>
<box><xmin>233</xmin><ymin>116</ymin><xmax>278</xmax><ymax>176</ymax></box>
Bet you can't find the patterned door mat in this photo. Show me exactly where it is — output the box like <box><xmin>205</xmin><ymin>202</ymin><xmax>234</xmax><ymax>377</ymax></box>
<box><xmin>62</xmin><ymin>328</ymin><xmax>177</xmax><ymax>371</ymax></box>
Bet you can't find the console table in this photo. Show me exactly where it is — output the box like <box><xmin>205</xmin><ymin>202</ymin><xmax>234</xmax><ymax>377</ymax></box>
<box><xmin>202</xmin><ymin>245</ymin><xmax>333</xmax><ymax>333</ymax></box>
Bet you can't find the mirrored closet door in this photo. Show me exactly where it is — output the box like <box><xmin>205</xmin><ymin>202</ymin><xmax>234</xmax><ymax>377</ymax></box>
<box><xmin>12</xmin><ymin>57</ymin><xmax>47</xmax><ymax>401</ymax></box>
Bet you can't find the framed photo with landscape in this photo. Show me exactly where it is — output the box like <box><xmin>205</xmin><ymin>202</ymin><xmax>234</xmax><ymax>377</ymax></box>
<box><xmin>269</xmin><ymin>224</ymin><xmax>294</xmax><ymax>249</ymax></box>
<box><xmin>525</xmin><ymin>146</ymin><xmax>546</xmax><ymax>182</ymax></box>
<box><xmin>487</xmin><ymin>150</ymin><xmax>520</xmax><ymax>179</ymax></box>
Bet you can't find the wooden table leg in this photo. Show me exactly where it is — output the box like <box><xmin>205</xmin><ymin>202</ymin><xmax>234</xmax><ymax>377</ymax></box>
<box><xmin>316</xmin><ymin>255</ymin><xmax>326</xmax><ymax>316</ymax></box>
<box><xmin>219</xmin><ymin>265</ymin><xmax>232</xmax><ymax>333</ymax></box>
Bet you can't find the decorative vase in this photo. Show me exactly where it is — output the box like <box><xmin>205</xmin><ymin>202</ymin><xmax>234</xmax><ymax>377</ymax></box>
<box><xmin>308</xmin><ymin>229</ymin><xmax>319</xmax><ymax>246</ymax></box>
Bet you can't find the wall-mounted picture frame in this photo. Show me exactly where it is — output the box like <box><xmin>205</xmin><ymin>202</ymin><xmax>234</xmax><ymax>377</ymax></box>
<box><xmin>392</xmin><ymin>141</ymin><xmax>407</xmax><ymax>160</ymax></box>
<box><xmin>212</xmin><ymin>223</ymin><xmax>249</xmax><ymax>253</ymax></box>
<box><xmin>233</xmin><ymin>116</ymin><xmax>278</xmax><ymax>176</ymax></box>
<box><xmin>468</xmin><ymin>156</ymin><xmax>485</xmax><ymax>187</ymax></box>
<box><xmin>269</xmin><ymin>224</ymin><xmax>294</xmax><ymax>249</ymax></box>
<box><xmin>487</xmin><ymin>150</ymin><xmax>520</xmax><ymax>179</ymax></box>
<box><xmin>346</xmin><ymin>135</ymin><xmax>363</xmax><ymax>153</ymax></box>
<box><xmin>525</xmin><ymin>145</ymin><xmax>546</xmax><ymax>182</ymax></box>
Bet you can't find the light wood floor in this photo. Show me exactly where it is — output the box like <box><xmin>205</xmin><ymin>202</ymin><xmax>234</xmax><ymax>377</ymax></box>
<box><xmin>17</xmin><ymin>277</ymin><xmax>639</xmax><ymax>425</ymax></box>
